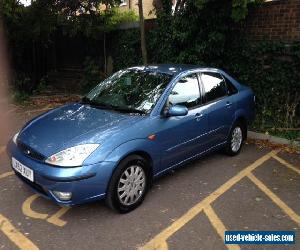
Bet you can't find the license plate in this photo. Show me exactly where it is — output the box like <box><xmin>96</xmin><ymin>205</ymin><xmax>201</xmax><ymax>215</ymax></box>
<box><xmin>12</xmin><ymin>157</ymin><xmax>34</xmax><ymax>182</ymax></box>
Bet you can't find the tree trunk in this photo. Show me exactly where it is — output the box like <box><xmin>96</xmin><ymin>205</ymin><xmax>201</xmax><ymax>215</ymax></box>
<box><xmin>138</xmin><ymin>0</ymin><xmax>148</xmax><ymax>65</ymax></box>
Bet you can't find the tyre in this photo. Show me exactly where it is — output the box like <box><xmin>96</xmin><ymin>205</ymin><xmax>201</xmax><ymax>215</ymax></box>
<box><xmin>225</xmin><ymin>121</ymin><xmax>245</xmax><ymax>156</ymax></box>
<box><xmin>106</xmin><ymin>155</ymin><xmax>149</xmax><ymax>213</ymax></box>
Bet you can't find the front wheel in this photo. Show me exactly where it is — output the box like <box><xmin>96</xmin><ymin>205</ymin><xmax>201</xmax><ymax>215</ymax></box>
<box><xmin>225</xmin><ymin>122</ymin><xmax>245</xmax><ymax>156</ymax></box>
<box><xmin>106</xmin><ymin>155</ymin><xmax>149</xmax><ymax>213</ymax></box>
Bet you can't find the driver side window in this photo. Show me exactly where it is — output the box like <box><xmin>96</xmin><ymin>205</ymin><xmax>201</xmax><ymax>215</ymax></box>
<box><xmin>168</xmin><ymin>73</ymin><xmax>201</xmax><ymax>109</ymax></box>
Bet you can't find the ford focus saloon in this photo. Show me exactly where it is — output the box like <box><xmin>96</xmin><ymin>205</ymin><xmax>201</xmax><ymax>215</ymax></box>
<box><xmin>8</xmin><ymin>64</ymin><xmax>255</xmax><ymax>213</ymax></box>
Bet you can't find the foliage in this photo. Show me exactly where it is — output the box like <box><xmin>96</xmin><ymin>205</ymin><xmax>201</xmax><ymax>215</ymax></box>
<box><xmin>110</xmin><ymin>29</ymin><xmax>143</xmax><ymax>71</ymax></box>
<box><xmin>56</xmin><ymin>3</ymin><xmax>137</xmax><ymax>37</ymax></box>
<box><xmin>11</xmin><ymin>72</ymin><xmax>35</xmax><ymax>103</ymax></box>
<box><xmin>12</xmin><ymin>72</ymin><xmax>31</xmax><ymax>92</ymax></box>
<box><xmin>225</xmin><ymin>41</ymin><xmax>300</xmax><ymax>129</ymax></box>
<box><xmin>104</xmin><ymin>8</ymin><xmax>138</xmax><ymax>30</ymax></box>
<box><xmin>2</xmin><ymin>1</ymin><xmax>58</xmax><ymax>93</ymax></box>
<box><xmin>81</xmin><ymin>57</ymin><xmax>104</xmax><ymax>93</ymax></box>
<box><xmin>231</xmin><ymin>0</ymin><xmax>264</xmax><ymax>21</ymax></box>
<box><xmin>52</xmin><ymin>0</ymin><xmax>117</xmax><ymax>17</ymax></box>
<box><xmin>34</xmin><ymin>76</ymin><xmax>48</xmax><ymax>94</ymax></box>
<box><xmin>1</xmin><ymin>0</ymin><xmax>136</xmax><ymax>94</ymax></box>
<box><xmin>13</xmin><ymin>90</ymin><xmax>30</xmax><ymax>104</ymax></box>
<box><xmin>148</xmin><ymin>0</ymin><xmax>238</xmax><ymax>65</ymax></box>
<box><xmin>154</xmin><ymin>0</ymin><xmax>262</xmax><ymax>21</ymax></box>
<box><xmin>1</xmin><ymin>0</ymin><xmax>58</xmax><ymax>46</ymax></box>
<box><xmin>268</xmin><ymin>130</ymin><xmax>300</xmax><ymax>142</ymax></box>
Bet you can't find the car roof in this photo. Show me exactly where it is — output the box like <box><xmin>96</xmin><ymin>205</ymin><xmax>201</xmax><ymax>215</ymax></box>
<box><xmin>128</xmin><ymin>64</ymin><xmax>219</xmax><ymax>77</ymax></box>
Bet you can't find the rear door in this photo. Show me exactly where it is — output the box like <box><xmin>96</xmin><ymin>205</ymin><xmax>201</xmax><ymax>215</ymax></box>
<box><xmin>199</xmin><ymin>71</ymin><xmax>236</xmax><ymax>146</ymax></box>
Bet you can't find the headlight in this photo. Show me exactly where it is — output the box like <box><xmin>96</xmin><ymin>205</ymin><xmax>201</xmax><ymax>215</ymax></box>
<box><xmin>45</xmin><ymin>144</ymin><xmax>99</xmax><ymax>167</ymax></box>
<box><xmin>13</xmin><ymin>132</ymin><xmax>20</xmax><ymax>144</ymax></box>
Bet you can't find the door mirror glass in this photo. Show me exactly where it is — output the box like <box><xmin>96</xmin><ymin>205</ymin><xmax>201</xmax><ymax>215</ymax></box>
<box><xmin>167</xmin><ymin>105</ymin><xmax>188</xmax><ymax>117</ymax></box>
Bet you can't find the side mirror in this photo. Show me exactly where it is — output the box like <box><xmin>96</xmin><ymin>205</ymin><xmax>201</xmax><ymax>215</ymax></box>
<box><xmin>167</xmin><ymin>105</ymin><xmax>188</xmax><ymax>117</ymax></box>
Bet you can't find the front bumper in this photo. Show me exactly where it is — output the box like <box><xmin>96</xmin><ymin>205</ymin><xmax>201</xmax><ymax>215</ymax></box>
<box><xmin>7</xmin><ymin>141</ymin><xmax>117</xmax><ymax>206</ymax></box>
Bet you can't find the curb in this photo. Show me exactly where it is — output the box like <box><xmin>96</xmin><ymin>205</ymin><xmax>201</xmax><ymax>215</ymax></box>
<box><xmin>248</xmin><ymin>131</ymin><xmax>300</xmax><ymax>147</ymax></box>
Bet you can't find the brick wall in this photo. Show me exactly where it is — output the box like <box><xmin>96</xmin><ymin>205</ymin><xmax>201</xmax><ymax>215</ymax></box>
<box><xmin>245</xmin><ymin>0</ymin><xmax>300</xmax><ymax>41</ymax></box>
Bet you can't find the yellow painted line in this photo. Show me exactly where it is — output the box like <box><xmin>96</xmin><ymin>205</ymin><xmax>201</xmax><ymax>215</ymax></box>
<box><xmin>204</xmin><ymin>205</ymin><xmax>240</xmax><ymax>250</ymax></box>
<box><xmin>22</xmin><ymin>194</ymin><xmax>70</xmax><ymax>227</ymax></box>
<box><xmin>22</xmin><ymin>194</ymin><xmax>48</xmax><ymax>220</ymax></box>
<box><xmin>142</xmin><ymin>240</ymin><xmax>168</xmax><ymax>250</ymax></box>
<box><xmin>0</xmin><ymin>213</ymin><xmax>39</xmax><ymax>250</ymax></box>
<box><xmin>0</xmin><ymin>171</ymin><xmax>14</xmax><ymax>180</ymax></box>
<box><xmin>271</xmin><ymin>154</ymin><xmax>300</xmax><ymax>175</ymax></box>
<box><xmin>247</xmin><ymin>172</ymin><xmax>300</xmax><ymax>226</ymax></box>
<box><xmin>0</xmin><ymin>146</ymin><xmax>6</xmax><ymax>155</ymax></box>
<box><xmin>46</xmin><ymin>207</ymin><xmax>70</xmax><ymax>227</ymax></box>
<box><xmin>140</xmin><ymin>150</ymin><xmax>278</xmax><ymax>249</ymax></box>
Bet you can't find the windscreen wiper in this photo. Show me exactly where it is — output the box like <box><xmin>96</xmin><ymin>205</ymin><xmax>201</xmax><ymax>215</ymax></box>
<box><xmin>81</xmin><ymin>98</ymin><xmax>146</xmax><ymax>115</ymax></box>
<box><xmin>81</xmin><ymin>97</ymin><xmax>114</xmax><ymax>110</ymax></box>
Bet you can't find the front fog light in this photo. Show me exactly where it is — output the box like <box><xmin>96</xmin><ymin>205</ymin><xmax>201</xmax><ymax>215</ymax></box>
<box><xmin>52</xmin><ymin>191</ymin><xmax>72</xmax><ymax>201</ymax></box>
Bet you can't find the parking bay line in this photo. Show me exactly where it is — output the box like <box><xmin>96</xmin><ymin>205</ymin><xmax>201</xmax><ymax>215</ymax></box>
<box><xmin>204</xmin><ymin>205</ymin><xmax>240</xmax><ymax>250</ymax></box>
<box><xmin>0</xmin><ymin>213</ymin><xmax>39</xmax><ymax>250</ymax></box>
<box><xmin>46</xmin><ymin>207</ymin><xmax>71</xmax><ymax>227</ymax></box>
<box><xmin>0</xmin><ymin>171</ymin><xmax>14</xmax><ymax>180</ymax></box>
<box><xmin>140</xmin><ymin>150</ymin><xmax>278</xmax><ymax>250</ymax></box>
<box><xmin>22</xmin><ymin>194</ymin><xmax>48</xmax><ymax>220</ymax></box>
<box><xmin>271</xmin><ymin>154</ymin><xmax>300</xmax><ymax>175</ymax></box>
<box><xmin>247</xmin><ymin>172</ymin><xmax>300</xmax><ymax>226</ymax></box>
<box><xmin>22</xmin><ymin>194</ymin><xmax>70</xmax><ymax>227</ymax></box>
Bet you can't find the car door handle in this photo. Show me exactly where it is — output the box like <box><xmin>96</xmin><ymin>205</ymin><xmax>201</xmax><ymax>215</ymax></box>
<box><xmin>195</xmin><ymin>113</ymin><xmax>204</xmax><ymax>121</ymax></box>
<box><xmin>225</xmin><ymin>101</ymin><xmax>232</xmax><ymax>108</ymax></box>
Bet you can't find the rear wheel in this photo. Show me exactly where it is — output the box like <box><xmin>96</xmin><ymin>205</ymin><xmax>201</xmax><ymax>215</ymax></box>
<box><xmin>225</xmin><ymin>121</ymin><xmax>245</xmax><ymax>156</ymax></box>
<box><xmin>106</xmin><ymin>155</ymin><xmax>149</xmax><ymax>213</ymax></box>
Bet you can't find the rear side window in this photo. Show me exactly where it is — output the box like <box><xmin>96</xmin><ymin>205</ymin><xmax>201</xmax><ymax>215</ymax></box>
<box><xmin>168</xmin><ymin>73</ymin><xmax>201</xmax><ymax>109</ymax></box>
<box><xmin>201</xmin><ymin>72</ymin><xmax>227</xmax><ymax>103</ymax></box>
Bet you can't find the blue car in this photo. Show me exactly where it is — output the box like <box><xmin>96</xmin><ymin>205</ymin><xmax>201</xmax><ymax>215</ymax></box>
<box><xmin>8</xmin><ymin>65</ymin><xmax>255</xmax><ymax>213</ymax></box>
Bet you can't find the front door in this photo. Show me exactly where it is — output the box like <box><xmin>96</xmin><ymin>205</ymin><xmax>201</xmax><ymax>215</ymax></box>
<box><xmin>156</xmin><ymin>73</ymin><xmax>210</xmax><ymax>173</ymax></box>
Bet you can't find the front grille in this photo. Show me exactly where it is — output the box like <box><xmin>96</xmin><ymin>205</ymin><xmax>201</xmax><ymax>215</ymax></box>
<box><xmin>15</xmin><ymin>172</ymin><xmax>48</xmax><ymax>196</ymax></box>
<box><xmin>17</xmin><ymin>141</ymin><xmax>46</xmax><ymax>161</ymax></box>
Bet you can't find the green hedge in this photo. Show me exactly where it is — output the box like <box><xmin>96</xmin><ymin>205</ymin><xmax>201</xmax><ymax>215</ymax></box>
<box><xmin>225</xmin><ymin>41</ymin><xmax>300</xmax><ymax>130</ymax></box>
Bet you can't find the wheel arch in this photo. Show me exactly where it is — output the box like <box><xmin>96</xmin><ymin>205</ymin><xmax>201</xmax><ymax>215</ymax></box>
<box><xmin>105</xmin><ymin>150</ymin><xmax>154</xmax><ymax>212</ymax></box>
<box><xmin>124</xmin><ymin>150</ymin><xmax>154</xmax><ymax>179</ymax></box>
<box><xmin>108</xmin><ymin>149</ymin><xmax>154</xmax><ymax>190</ymax></box>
